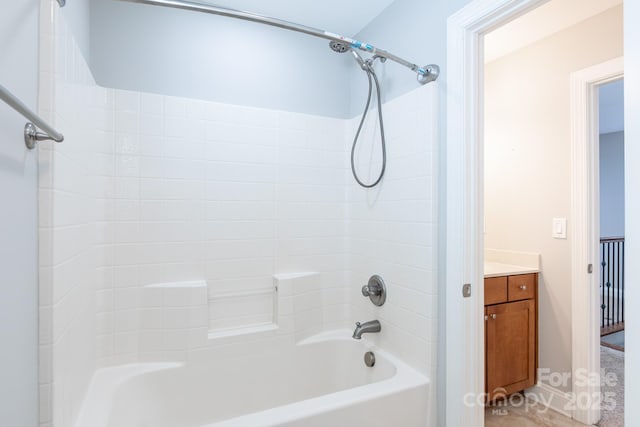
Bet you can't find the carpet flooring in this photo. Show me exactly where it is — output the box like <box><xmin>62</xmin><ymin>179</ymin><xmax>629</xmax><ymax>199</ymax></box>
<box><xmin>597</xmin><ymin>346</ymin><xmax>624</xmax><ymax>427</ymax></box>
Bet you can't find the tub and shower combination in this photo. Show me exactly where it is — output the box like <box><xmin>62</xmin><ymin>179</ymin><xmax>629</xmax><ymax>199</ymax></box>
<box><xmin>75</xmin><ymin>275</ymin><xmax>430</xmax><ymax>426</ymax></box>
<box><xmin>32</xmin><ymin>0</ymin><xmax>439</xmax><ymax>425</ymax></box>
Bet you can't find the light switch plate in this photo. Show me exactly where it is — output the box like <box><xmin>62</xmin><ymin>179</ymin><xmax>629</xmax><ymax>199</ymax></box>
<box><xmin>552</xmin><ymin>218</ymin><xmax>567</xmax><ymax>239</ymax></box>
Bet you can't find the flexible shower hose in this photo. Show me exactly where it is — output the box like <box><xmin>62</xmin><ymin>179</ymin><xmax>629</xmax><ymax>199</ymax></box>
<box><xmin>351</xmin><ymin>64</ymin><xmax>386</xmax><ymax>188</ymax></box>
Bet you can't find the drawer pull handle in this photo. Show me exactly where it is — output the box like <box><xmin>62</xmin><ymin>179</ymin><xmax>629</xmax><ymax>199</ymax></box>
<box><xmin>484</xmin><ymin>315</ymin><xmax>488</xmax><ymax>321</ymax></box>
<box><xmin>490</xmin><ymin>314</ymin><xmax>497</xmax><ymax>320</ymax></box>
<box><xmin>519</xmin><ymin>285</ymin><xmax>527</xmax><ymax>290</ymax></box>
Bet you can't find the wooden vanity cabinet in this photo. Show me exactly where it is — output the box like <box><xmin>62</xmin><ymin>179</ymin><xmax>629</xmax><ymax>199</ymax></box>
<box><xmin>484</xmin><ymin>273</ymin><xmax>538</xmax><ymax>401</ymax></box>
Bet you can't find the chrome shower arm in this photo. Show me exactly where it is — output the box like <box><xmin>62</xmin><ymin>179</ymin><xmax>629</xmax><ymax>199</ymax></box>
<box><xmin>118</xmin><ymin>0</ymin><xmax>439</xmax><ymax>83</ymax></box>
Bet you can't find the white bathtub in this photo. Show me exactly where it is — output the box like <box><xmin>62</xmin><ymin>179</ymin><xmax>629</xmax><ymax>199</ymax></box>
<box><xmin>76</xmin><ymin>331</ymin><xmax>429</xmax><ymax>427</ymax></box>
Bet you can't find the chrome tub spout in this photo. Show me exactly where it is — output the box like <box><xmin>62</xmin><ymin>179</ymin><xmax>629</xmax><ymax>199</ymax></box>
<box><xmin>352</xmin><ymin>320</ymin><xmax>381</xmax><ymax>339</ymax></box>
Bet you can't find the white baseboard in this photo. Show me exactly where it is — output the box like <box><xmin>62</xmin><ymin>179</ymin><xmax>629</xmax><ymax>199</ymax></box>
<box><xmin>525</xmin><ymin>382</ymin><xmax>574</xmax><ymax>419</ymax></box>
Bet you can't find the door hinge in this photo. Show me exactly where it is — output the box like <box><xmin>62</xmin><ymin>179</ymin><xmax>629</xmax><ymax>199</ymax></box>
<box><xmin>587</xmin><ymin>263</ymin><xmax>593</xmax><ymax>274</ymax></box>
<box><xmin>462</xmin><ymin>283</ymin><xmax>471</xmax><ymax>298</ymax></box>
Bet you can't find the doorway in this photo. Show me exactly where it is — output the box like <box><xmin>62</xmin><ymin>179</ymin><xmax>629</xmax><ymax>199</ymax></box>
<box><xmin>445</xmin><ymin>0</ymin><xmax>628</xmax><ymax>426</ymax></box>
<box><xmin>482</xmin><ymin>2</ymin><xmax>624</xmax><ymax>423</ymax></box>
<box><xmin>598</xmin><ymin>79</ymin><xmax>625</xmax><ymax>352</ymax></box>
<box><xmin>596</xmin><ymin>77</ymin><xmax>625</xmax><ymax>426</ymax></box>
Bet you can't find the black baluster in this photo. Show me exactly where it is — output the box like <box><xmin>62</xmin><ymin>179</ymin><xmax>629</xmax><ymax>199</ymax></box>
<box><xmin>622</xmin><ymin>240</ymin><xmax>625</xmax><ymax>324</ymax></box>
<box><xmin>607</xmin><ymin>242</ymin><xmax>611</xmax><ymax>328</ymax></box>
<box><xmin>601</xmin><ymin>241</ymin><xmax>606</xmax><ymax>329</ymax></box>
<box><xmin>616</xmin><ymin>240</ymin><xmax>620</xmax><ymax>325</ymax></box>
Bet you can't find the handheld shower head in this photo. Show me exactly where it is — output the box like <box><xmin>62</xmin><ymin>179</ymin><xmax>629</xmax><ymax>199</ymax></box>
<box><xmin>350</xmin><ymin>50</ymin><xmax>368</xmax><ymax>71</ymax></box>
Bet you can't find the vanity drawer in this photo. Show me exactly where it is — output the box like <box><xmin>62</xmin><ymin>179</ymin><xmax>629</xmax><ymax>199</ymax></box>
<box><xmin>508</xmin><ymin>274</ymin><xmax>536</xmax><ymax>301</ymax></box>
<box><xmin>484</xmin><ymin>277</ymin><xmax>508</xmax><ymax>305</ymax></box>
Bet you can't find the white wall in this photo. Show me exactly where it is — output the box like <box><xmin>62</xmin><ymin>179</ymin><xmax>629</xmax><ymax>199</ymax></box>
<box><xmin>599</xmin><ymin>79</ymin><xmax>624</xmax><ymax>134</ymax></box>
<box><xmin>599</xmin><ymin>131</ymin><xmax>625</xmax><ymax>238</ymax></box>
<box><xmin>624</xmin><ymin>1</ymin><xmax>640</xmax><ymax>425</ymax></box>
<box><xmin>0</xmin><ymin>0</ymin><xmax>40</xmax><ymax>426</ymax></box>
<box><xmin>60</xmin><ymin>0</ymin><xmax>91</xmax><ymax>61</ymax></box>
<box><xmin>484</xmin><ymin>6</ymin><xmax>623</xmax><ymax>392</ymax></box>
<box><xmin>348</xmin><ymin>0</ymin><xmax>470</xmax><ymax>116</ymax></box>
<box><xmin>89</xmin><ymin>0</ymin><xmax>472</xmax><ymax>119</ymax></box>
<box><xmin>89</xmin><ymin>0</ymin><xmax>353</xmax><ymax>119</ymax></box>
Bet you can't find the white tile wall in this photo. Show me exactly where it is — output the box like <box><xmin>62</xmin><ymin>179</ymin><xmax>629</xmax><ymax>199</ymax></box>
<box><xmin>90</xmin><ymin>89</ymin><xmax>351</xmax><ymax>367</ymax></box>
<box><xmin>38</xmin><ymin>2</ymin><xmax>109</xmax><ymax>426</ymax></box>
<box><xmin>274</xmin><ymin>272</ymin><xmax>323</xmax><ymax>342</ymax></box>
<box><xmin>39</xmin><ymin>3</ymin><xmax>439</xmax><ymax>426</ymax></box>
<box><xmin>135</xmin><ymin>282</ymin><xmax>209</xmax><ymax>362</ymax></box>
<box><xmin>347</xmin><ymin>83</ymin><xmax>439</xmax><ymax>426</ymax></box>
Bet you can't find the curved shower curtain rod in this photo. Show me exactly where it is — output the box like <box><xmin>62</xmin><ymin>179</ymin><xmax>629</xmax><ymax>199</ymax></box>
<box><xmin>117</xmin><ymin>0</ymin><xmax>440</xmax><ymax>84</ymax></box>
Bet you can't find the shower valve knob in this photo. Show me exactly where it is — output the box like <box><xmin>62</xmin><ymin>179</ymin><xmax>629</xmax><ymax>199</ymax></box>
<box><xmin>361</xmin><ymin>275</ymin><xmax>386</xmax><ymax>307</ymax></box>
<box><xmin>361</xmin><ymin>285</ymin><xmax>376</xmax><ymax>297</ymax></box>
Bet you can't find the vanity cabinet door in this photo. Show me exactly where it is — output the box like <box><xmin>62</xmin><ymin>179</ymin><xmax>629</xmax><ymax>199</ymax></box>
<box><xmin>485</xmin><ymin>299</ymin><xmax>536</xmax><ymax>401</ymax></box>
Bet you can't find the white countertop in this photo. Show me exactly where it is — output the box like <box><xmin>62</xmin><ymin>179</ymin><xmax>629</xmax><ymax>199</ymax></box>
<box><xmin>484</xmin><ymin>262</ymin><xmax>539</xmax><ymax>278</ymax></box>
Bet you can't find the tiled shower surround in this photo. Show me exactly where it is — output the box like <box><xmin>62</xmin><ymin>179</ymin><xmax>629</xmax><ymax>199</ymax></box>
<box><xmin>93</xmin><ymin>86</ymin><xmax>350</xmax><ymax>366</ymax></box>
<box><xmin>39</xmin><ymin>4</ymin><xmax>437</xmax><ymax>427</ymax></box>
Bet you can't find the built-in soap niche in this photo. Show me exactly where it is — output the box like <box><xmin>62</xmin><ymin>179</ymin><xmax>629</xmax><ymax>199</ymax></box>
<box><xmin>204</xmin><ymin>272</ymin><xmax>323</xmax><ymax>341</ymax></box>
<box><xmin>207</xmin><ymin>285</ymin><xmax>278</xmax><ymax>339</ymax></box>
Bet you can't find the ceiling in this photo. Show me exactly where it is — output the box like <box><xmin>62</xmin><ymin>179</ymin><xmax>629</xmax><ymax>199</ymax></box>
<box><xmin>198</xmin><ymin>0</ymin><xmax>397</xmax><ymax>36</ymax></box>
<box><xmin>484</xmin><ymin>0</ymin><xmax>622</xmax><ymax>63</ymax></box>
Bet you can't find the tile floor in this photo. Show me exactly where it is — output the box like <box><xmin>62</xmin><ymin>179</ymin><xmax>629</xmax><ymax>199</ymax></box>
<box><xmin>485</xmin><ymin>398</ymin><xmax>583</xmax><ymax>427</ymax></box>
<box><xmin>486</xmin><ymin>347</ymin><xmax>624</xmax><ymax>426</ymax></box>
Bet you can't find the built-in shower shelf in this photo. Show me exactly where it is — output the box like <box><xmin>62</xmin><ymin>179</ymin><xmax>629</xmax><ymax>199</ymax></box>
<box><xmin>208</xmin><ymin>286</ymin><xmax>276</xmax><ymax>335</ymax></box>
<box><xmin>208</xmin><ymin>287</ymin><xmax>274</xmax><ymax>300</ymax></box>
<box><xmin>207</xmin><ymin>322</ymin><xmax>279</xmax><ymax>340</ymax></box>
<box><xmin>144</xmin><ymin>280</ymin><xmax>207</xmax><ymax>288</ymax></box>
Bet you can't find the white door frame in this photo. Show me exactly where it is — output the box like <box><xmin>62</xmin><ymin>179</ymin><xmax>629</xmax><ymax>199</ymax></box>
<box><xmin>445</xmin><ymin>1</ymin><xmax>550</xmax><ymax>426</ymax></box>
<box><xmin>570</xmin><ymin>57</ymin><xmax>623</xmax><ymax>425</ymax></box>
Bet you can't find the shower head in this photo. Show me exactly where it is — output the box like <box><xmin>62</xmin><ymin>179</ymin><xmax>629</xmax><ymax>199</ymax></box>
<box><xmin>329</xmin><ymin>40</ymin><xmax>351</xmax><ymax>53</ymax></box>
<box><xmin>329</xmin><ymin>41</ymin><xmax>370</xmax><ymax>71</ymax></box>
